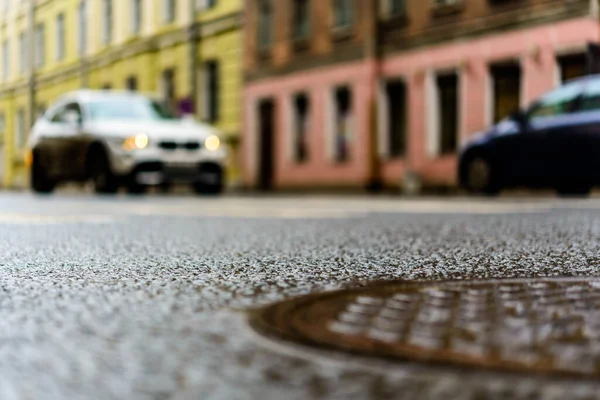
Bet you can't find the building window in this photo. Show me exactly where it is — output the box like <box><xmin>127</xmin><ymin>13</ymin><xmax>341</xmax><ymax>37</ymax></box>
<box><xmin>126</xmin><ymin>76</ymin><xmax>138</xmax><ymax>91</ymax></box>
<box><xmin>196</xmin><ymin>0</ymin><xmax>218</xmax><ymax>11</ymax></box>
<box><xmin>103</xmin><ymin>0</ymin><xmax>113</xmax><ymax>44</ymax></box>
<box><xmin>385</xmin><ymin>80</ymin><xmax>407</xmax><ymax>158</ymax></box>
<box><xmin>162</xmin><ymin>69</ymin><xmax>176</xmax><ymax>114</ymax></box>
<box><xmin>204</xmin><ymin>61</ymin><xmax>220</xmax><ymax>123</ymax></box>
<box><xmin>37</xmin><ymin>104</ymin><xmax>47</xmax><ymax>120</ymax></box>
<box><xmin>78</xmin><ymin>0</ymin><xmax>87</xmax><ymax>55</ymax></box>
<box><xmin>56</xmin><ymin>13</ymin><xmax>65</xmax><ymax>61</ymax></box>
<box><xmin>293</xmin><ymin>0</ymin><xmax>310</xmax><ymax>40</ymax></box>
<box><xmin>19</xmin><ymin>32</ymin><xmax>26</xmax><ymax>74</ymax></box>
<box><xmin>16</xmin><ymin>108</ymin><xmax>25</xmax><ymax>149</ymax></box>
<box><xmin>433</xmin><ymin>0</ymin><xmax>463</xmax><ymax>6</ymax></box>
<box><xmin>35</xmin><ymin>24</ymin><xmax>45</xmax><ymax>68</ymax></box>
<box><xmin>381</xmin><ymin>0</ymin><xmax>406</xmax><ymax>17</ymax></box>
<box><xmin>334</xmin><ymin>87</ymin><xmax>352</xmax><ymax>163</ymax></box>
<box><xmin>132</xmin><ymin>0</ymin><xmax>142</xmax><ymax>34</ymax></box>
<box><xmin>293</xmin><ymin>93</ymin><xmax>310</xmax><ymax>163</ymax></box>
<box><xmin>333</xmin><ymin>0</ymin><xmax>354</xmax><ymax>28</ymax></box>
<box><xmin>2</xmin><ymin>40</ymin><xmax>8</xmax><ymax>80</ymax></box>
<box><xmin>165</xmin><ymin>0</ymin><xmax>176</xmax><ymax>23</ymax></box>
<box><xmin>257</xmin><ymin>0</ymin><xmax>273</xmax><ymax>50</ymax></box>
<box><xmin>491</xmin><ymin>63</ymin><xmax>521</xmax><ymax>123</ymax></box>
<box><xmin>436</xmin><ymin>73</ymin><xmax>459</xmax><ymax>155</ymax></box>
<box><xmin>558</xmin><ymin>53</ymin><xmax>587</xmax><ymax>83</ymax></box>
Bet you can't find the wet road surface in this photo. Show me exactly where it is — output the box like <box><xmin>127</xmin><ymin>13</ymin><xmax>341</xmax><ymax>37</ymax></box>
<box><xmin>2</xmin><ymin>193</ymin><xmax>600</xmax><ymax>399</ymax></box>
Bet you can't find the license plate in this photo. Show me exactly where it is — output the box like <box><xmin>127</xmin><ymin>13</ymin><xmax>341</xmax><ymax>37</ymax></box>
<box><xmin>165</xmin><ymin>161</ymin><xmax>196</xmax><ymax>168</ymax></box>
<box><xmin>201</xmin><ymin>173</ymin><xmax>219</xmax><ymax>184</ymax></box>
<box><xmin>137</xmin><ymin>172</ymin><xmax>164</xmax><ymax>185</ymax></box>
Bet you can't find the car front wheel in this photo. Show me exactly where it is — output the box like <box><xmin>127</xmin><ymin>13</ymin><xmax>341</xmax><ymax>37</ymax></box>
<box><xmin>31</xmin><ymin>151</ymin><xmax>55</xmax><ymax>194</ymax></box>
<box><xmin>463</xmin><ymin>156</ymin><xmax>500</xmax><ymax>196</ymax></box>
<box><xmin>89</xmin><ymin>150</ymin><xmax>118</xmax><ymax>194</ymax></box>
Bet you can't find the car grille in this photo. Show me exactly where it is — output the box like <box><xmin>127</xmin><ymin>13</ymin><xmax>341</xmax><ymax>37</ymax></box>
<box><xmin>159</xmin><ymin>141</ymin><xmax>201</xmax><ymax>151</ymax></box>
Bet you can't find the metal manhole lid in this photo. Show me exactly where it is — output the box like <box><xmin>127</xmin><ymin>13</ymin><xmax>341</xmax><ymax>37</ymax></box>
<box><xmin>251</xmin><ymin>277</ymin><xmax>600</xmax><ymax>378</ymax></box>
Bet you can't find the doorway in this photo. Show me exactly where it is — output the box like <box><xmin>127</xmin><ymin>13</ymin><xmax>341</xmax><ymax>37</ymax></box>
<box><xmin>258</xmin><ymin>99</ymin><xmax>275</xmax><ymax>191</ymax></box>
<box><xmin>490</xmin><ymin>62</ymin><xmax>521</xmax><ymax>123</ymax></box>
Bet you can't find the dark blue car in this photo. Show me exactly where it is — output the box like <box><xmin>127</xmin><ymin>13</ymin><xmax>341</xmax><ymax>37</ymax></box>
<box><xmin>459</xmin><ymin>75</ymin><xmax>600</xmax><ymax>196</ymax></box>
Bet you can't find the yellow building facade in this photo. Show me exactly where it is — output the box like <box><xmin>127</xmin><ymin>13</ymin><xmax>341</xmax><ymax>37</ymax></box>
<box><xmin>0</xmin><ymin>0</ymin><xmax>242</xmax><ymax>188</ymax></box>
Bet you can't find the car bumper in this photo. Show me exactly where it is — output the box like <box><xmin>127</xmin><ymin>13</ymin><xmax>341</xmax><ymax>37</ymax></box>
<box><xmin>131</xmin><ymin>161</ymin><xmax>224</xmax><ymax>185</ymax></box>
<box><xmin>106</xmin><ymin>142</ymin><xmax>227</xmax><ymax>179</ymax></box>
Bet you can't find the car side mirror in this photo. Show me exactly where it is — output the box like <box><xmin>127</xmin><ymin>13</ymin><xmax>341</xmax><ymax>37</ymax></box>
<box><xmin>62</xmin><ymin>110</ymin><xmax>81</xmax><ymax>127</ymax></box>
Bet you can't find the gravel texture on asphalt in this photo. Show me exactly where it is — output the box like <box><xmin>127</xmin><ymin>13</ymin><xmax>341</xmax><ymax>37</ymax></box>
<box><xmin>2</xmin><ymin>194</ymin><xmax>600</xmax><ymax>399</ymax></box>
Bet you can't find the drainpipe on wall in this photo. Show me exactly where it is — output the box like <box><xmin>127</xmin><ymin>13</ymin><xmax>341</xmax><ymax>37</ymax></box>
<box><xmin>188</xmin><ymin>1</ymin><xmax>199</xmax><ymax>117</ymax></box>
<box><xmin>27</xmin><ymin>0</ymin><xmax>36</xmax><ymax>130</ymax></box>
<box><xmin>365</xmin><ymin>0</ymin><xmax>383</xmax><ymax>193</ymax></box>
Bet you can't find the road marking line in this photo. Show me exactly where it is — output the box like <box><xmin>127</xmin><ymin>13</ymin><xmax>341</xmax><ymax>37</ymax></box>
<box><xmin>0</xmin><ymin>214</ymin><xmax>115</xmax><ymax>224</ymax></box>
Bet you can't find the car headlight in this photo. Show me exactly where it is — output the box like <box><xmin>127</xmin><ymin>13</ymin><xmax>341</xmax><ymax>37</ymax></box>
<box><xmin>123</xmin><ymin>134</ymin><xmax>149</xmax><ymax>151</ymax></box>
<box><xmin>204</xmin><ymin>135</ymin><xmax>220</xmax><ymax>151</ymax></box>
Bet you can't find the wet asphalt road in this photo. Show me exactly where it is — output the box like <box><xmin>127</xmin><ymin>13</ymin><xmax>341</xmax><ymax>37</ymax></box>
<box><xmin>3</xmin><ymin>193</ymin><xmax>600</xmax><ymax>399</ymax></box>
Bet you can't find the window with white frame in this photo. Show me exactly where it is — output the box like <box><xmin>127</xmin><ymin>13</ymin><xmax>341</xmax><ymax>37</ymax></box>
<box><xmin>292</xmin><ymin>93</ymin><xmax>310</xmax><ymax>163</ymax></box>
<box><xmin>3</xmin><ymin>39</ymin><xmax>9</xmax><ymax>80</ymax></box>
<box><xmin>381</xmin><ymin>0</ymin><xmax>406</xmax><ymax>17</ymax></box>
<box><xmin>384</xmin><ymin>79</ymin><xmax>408</xmax><ymax>158</ymax></box>
<box><xmin>432</xmin><ymin>0</ymin><xmax>462</xmax><ymax>6</ymax></box>
<box><xmin>490</xmin><ymin>62</ymin><xmax>521</xmax><ymax>123</ymax></box>
<box><xmin>203</xmin><ymin>60</ymin><xmax>220</xmax><ymax>123</ymax></box>
<box><xmin>19</xmin><ymin>32</ymin><xmax>26</xmax><ymax>74</ymax></box>
<box><xmin>292</xmin><ymin>0</ymin><xmax>310</xmax><ymax>40</ymax></box>
<box><xmin>435</xmin><ymin>72</ymin><xmax>459</xmax><ymax>155</ymax></box>
<box><xmin>16</xmin><ymin>108</ymin><xmax>25</xmax><ymax>149</ymax></box>
<box><xmin>164</xmin><ymin>0</ymin><xmax>176</xmax><ymax>23</ymax></box>
<box><xmin>56</xmin><ymin>13</ymin><xmax>65</xmax><ymax>61</ymax></box>
<box><xmin>126</xmin><ymin>75</ymin><xmax>138</xmax><ymax>91</ymax></box>
<box><xmin>333</xmin><ymin>0</ymin><xmax>354</xmax><ymax>29</ymax></box>
<box><xmin>78</xmin><ymin>0</ymin><xmax>87</xmax><ymax>55</ymax></box>
<box><xmin>257</xmin><ymin>0</ymin><xmax>273</xmax><ymax>50</ymax></box>
<box><xmin>196</xmin><ymin>0</ymin><xmax>217</xmax><ymax>10</ymax></box>
<box><xmin>103</xmin><ymin>0</ymin><xmax>113</xmax><ymax>44</ymax></box>
<box><xmin>37</xmin><ymin>104</ymin><xmax>46</xmax><ymax>120</ymax></box>
<box><xmin>35</xmin><ymin>23</ymin><xmax>45</xmax><ymax>67</ymax></box>
<box><xmin>333</xmin><ymin>86</ymin><xmax>352</xmax><ymax>162</ymax></box>
<box><xmin>132</xmin><ymin>0</ymin><xmax>142</xmax><ymax>34</ymax></box>
<box><xmin>162</xmin><ymin>69</ymin><xmax>176</xmax><ymax>114</ymax></box>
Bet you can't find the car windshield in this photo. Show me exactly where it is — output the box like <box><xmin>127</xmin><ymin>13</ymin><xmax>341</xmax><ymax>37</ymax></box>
<box><xmin>88</xmin><ymin>97</ymin><xmax>177</xmax><ymax>121</ymax></box>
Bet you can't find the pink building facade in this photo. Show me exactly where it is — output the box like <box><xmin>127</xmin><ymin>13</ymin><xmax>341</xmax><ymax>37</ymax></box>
<box><xmin>243</xmin><ymin>15</ymin><xmax>600</xmax><ymax>191</ymax></box>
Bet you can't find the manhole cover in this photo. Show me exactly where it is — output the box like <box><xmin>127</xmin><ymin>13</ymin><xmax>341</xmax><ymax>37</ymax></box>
<box><xmin>252</xmin><ymin>278</ymin><xmax>600</xmax><ymax>378</ymax></box>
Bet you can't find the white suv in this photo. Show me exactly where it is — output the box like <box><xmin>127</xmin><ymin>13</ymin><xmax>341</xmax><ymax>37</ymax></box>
<box><xmin>27</xmin><ymin>90</ymin><xmax>227</xmax><ymax>195</ymax></box>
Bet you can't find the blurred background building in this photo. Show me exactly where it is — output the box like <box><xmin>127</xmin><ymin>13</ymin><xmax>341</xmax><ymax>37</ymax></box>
<box><xmin>243</xmin><ymin>0</ymin><xmax>600</xmax><ymax>191</ymax></box>
<box><xmin>2</xmin><ymin>0</ymin><xmax>600</xmax><ymax>192</ymax></box>
<box><xmin>0</xmin><ymin>0</ymin><xmax>242</xmax><ymax>189</ymax></box>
